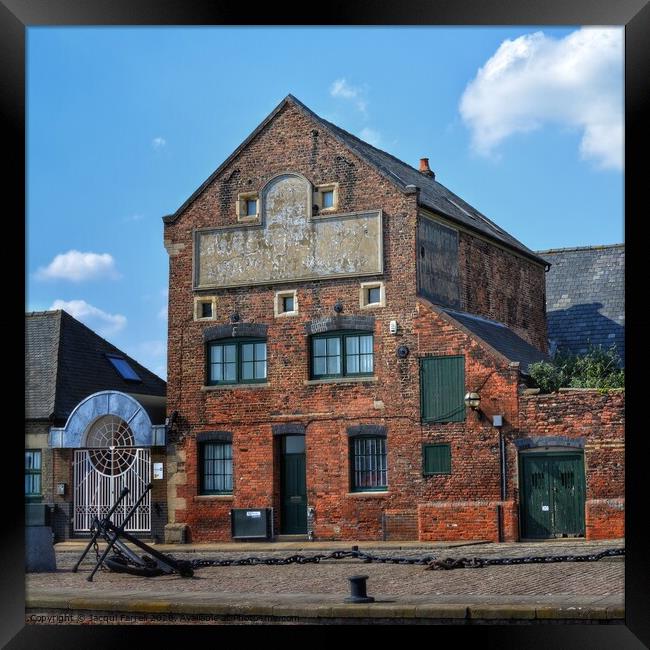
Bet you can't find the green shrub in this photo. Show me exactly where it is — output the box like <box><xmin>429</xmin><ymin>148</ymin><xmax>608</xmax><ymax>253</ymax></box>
<box><xmin>528</xmin><ymin>345</ymin><xmax>624</xmax><ymax>393</ymax></box>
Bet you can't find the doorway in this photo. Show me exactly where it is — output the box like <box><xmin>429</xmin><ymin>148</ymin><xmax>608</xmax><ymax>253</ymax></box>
<box><xmin>280</xmin><ymin>435</ymin><xmax>307</xmax><ymax>534</ymax></box>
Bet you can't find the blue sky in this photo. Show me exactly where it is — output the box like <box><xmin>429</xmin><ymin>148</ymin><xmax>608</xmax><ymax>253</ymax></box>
<box><xmin>26</xmin><ymin>26</ymin><xmax>624</xmax><ymax>380</ymax></box>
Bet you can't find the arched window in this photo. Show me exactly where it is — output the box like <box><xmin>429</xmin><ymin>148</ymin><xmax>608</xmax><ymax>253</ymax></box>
<box><xmin>85</xmin><ymin>415</ymin><xmax>136</xmax><ymax>476</ymax></box>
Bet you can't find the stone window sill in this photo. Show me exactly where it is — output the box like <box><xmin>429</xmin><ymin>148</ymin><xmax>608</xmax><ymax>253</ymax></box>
<box><xmin>346</xmin><ymin>491</ymin><xmax>390</xmax><ymax>498</ymax></box>
<box><xmin>193</xmin><ymin>495</ymin><xmax>234</xmax><ymax>501</ymax></box>
<box><xmin>202</xmin><ymin>383</ymin><xmax>269</xmax><ymax>391</ymax></box>
<box><xmin>303</xmin><ymin>376</ymin><xmax>378</xmax><ymax>386</ymax></box>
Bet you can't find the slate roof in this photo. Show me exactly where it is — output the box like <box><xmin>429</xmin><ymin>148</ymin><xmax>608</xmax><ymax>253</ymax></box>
<box><xmin>440</xmin><ymin>308</ymin><xmax>549</xmax><ymax>375</ymax></box>
<box><xmin>25</xmin><ymin>310</ymin><xmax>166</xmax><ymax>422</ymax></box>
<box><xmin>537</xmin><ymin>244</ymin><xmax>624</xmax><ymax>363</ymax></box>
<box><xmin>163</xmin><ymin>95</ymin><xmax>546</xmax><ymax>266</ymax></box>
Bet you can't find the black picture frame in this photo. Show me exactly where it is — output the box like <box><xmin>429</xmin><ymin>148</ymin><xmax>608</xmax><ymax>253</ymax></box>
<box><xmin>7</xmin><ymin>1</ymin><xmax>647</xmax><ymax>647</ymax></box>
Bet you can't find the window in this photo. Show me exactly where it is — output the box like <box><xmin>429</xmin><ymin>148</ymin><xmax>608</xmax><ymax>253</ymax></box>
<box><xmin>207</xmin><ymin>339</ymin><xmax>267</xmax><ymax>385</ymax></box>
<box><xmin>274</xmin><ymin>289</ymin><xmax>298</xmax><ymax>317</ymax></box>
<box><xmin>423</xmin><ymin>444</ymin><xmax>452</xmax><ymax>475</ymax></box>
<box><xmin>283</xmin><ymin>295</ymin><xmax>294</xmax><ymax>313</ymax></box>
<box><xmin>350</xmin><ymin>437</ymin><xmax>387</xmax><ymax>491</ymax></box>
<box><xmin>106</xmin><ymin>354</ymin><xmax>142</xmax><ymax>382</ymax></box>
<box><xmin>237</xmin><ymin>192</ymin><xmax>259</xmax><ymax>221</ymax></box>
<box><xmin>420</xmin><ymin>355</ymin><xmax>465</xmax><ymax>423</ymax></box>
<box><xmin>200</xmin><ymin>442</ymin><xmax>233</xmax><ymax>494</ymax></box>
<box><xmin>314</xmin><ymin>183</ymin><xmax>338</xmax><ymax>213</ymax></box>
<box><xmin>25</xmin><ymin>450</ymin><xmax>42</xmax><ymax>498</ymax></box>
<box><xmin>359</xmin><ymin>281</ymin><xmax>385</xmax><ymax>309</ymax></box>
<box><xmin>322</xmin><ymin>190</ymin><xmax>334</xmax><ymax>209</ymax></box>
<box><xmin>194</xmin><ymin>296</ymin><xmax>216</xmax><ymax>321</ymax></box>
<box><xmin>311</xmin><ymin>332</ymin><xmax>373</xmax><ymax>379</ymax></box>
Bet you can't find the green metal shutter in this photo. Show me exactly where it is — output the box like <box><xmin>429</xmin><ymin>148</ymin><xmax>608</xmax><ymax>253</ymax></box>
<box><xmin>423</xmin><ymin>444</ymin><xmax>451</xmax><ymax>474</ymax></box>
<box><xmin>420</xmin><ymin>355</ymin><xmax>465</xmax><ymax>423</ymax></box>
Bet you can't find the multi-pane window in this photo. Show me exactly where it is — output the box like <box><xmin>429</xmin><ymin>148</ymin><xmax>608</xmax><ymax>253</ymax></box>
<box><xmin>351</xmin><ymin>437</ymin><xmax>387</xmax><ymax>491</ymax></box>
<box><xmin>311</xmin><ymin>332</ymin><xmax>373</xmax><ymax>379</ymax></box>
<box><xmin>200</xmin><ymin>442</ymin><xmax>233</xmax><ymax>494</ymax></box>
<box><xmin>207</xmin><ymin>339</ymin><xmax>267</xmax><ymax>385</ymax></box>
<box><xmin>25</xmin><ymin>450</ymin><xmax>42</xmax><ymax>498</ymax></box>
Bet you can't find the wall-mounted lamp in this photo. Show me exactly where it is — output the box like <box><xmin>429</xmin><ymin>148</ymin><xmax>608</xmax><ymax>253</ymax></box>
<box><xmin>464</xmin><ymin>392</ymin><xmax>481</xmax><ymax>410</ymax></box>
<box><xmin>165</xmin><ymin>410</ymin><xmax>179</xmax><ymax>430</ymax></box>
<box><xmin>465</xmin><ymin>392</ymin><xmax>483</xmax><ymax>420</ymax></box>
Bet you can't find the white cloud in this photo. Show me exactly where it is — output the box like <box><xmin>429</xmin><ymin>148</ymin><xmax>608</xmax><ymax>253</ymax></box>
<box><xmin>152</xmin><ymin>137</ymin><xmax>167</xmax><ymax>150</ymax></box>
<box><xmin>158</xmin><ymin>306</ymin><xmax>167</xmax><ymax>321</ymax></box>
<box><xmin>123</xmin><ymin>213</ymin><xmax>145</xmax><ymax>223</ymax></box>
<box><xmin>359</xmin><ymin>127</ymin><xmax>382</xmax><ymax>147</ymax></box>
<box><xmin>49</xmin><ymin>299</ymin><xmax>127</xmax><ymax>336</ymax></box>
<box><xmin>459</xmin><ymin>28</ymin><xmax>623</xmax><ymax>170</ymax></box>
<box><xmin>36</xmin><ymin>250</ymin><xmax>119</xmax><ymax>282</ymax></box>
<box><xmin>330</xmin><ymin>79</ymin><xmax>368</xmax><ymax>114</ymax></box>
<box><xmin>138</xmin><ymin>340</ymin><xmax>167</xmax><ymax>357</ymax></box>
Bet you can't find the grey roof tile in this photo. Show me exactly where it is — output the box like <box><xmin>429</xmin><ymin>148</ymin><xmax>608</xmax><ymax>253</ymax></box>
<box><xmin>537</xmin><ymin>244</ymin><xmax>624</xmax><ymax>364</ymax></box>
<box><xmin>26</xmin><ymin>310</ymin><xmax>166</xmax><ymax>422</ymax></box>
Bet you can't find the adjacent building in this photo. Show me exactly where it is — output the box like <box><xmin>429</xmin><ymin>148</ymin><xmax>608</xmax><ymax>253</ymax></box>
<box><xmin>539</xmin><ymin>244</ymin><xmax>624</xmax><ymax>363</ymax></box>
<box><xmin>161</xmin><ymin>95</ymin><xmax>623</xmax><ymax>543</ymax></box>
<box><xmin>25</xmin><ymin>310</ymin><xmax>168</xmax><ymax>541</ymax></box>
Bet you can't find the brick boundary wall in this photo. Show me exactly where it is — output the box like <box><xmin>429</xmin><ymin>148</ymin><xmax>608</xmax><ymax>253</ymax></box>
<box><xmin>517</xmin><ymin>389</ymin><xmax>624</xmax><ymax>541</ymax></box>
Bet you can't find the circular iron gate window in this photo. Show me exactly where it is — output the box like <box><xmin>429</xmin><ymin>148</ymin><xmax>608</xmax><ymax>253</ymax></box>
<box><xmin>85</xmin><ymin>415</ymin><xmax>137</xmax><ymax>476</ymax></box>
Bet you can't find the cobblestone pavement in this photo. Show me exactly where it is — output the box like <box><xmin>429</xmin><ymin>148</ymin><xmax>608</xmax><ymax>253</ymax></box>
<box><xmin>27</xmin><ymin>540</ymin><xmax>624</xmax><ymax>607</ymax></box>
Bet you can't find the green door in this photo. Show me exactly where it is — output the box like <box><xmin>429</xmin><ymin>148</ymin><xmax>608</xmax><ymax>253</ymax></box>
<box><xmin>520</xmin><ymin>452</ymin><xmax>585</xmax><ymax>539</ymax></box>
<box><xmin>280</xmin><ymin>436</ymin><xmax>307</xmax><ymax>534</ymax></box>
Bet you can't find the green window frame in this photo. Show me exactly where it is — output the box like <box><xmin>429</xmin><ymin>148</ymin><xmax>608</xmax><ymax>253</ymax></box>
<box><xmin>199</xmin><ymin>441</ymin><xmax>233</xmax><ymax>494</ymax></box>
<box><xmin>310</xmin><ymin>331</ymin><xmax>374</xmax><ymax>379</ymax></box>
<box><xmin>350</xmin><ymin>436</ymin><xmax>387</xmax><ymax>492</ymax></box>
<box><xmin>25</xmin><ymin>449</ymin><xmax>42</xmax><ymax>499</ymax></box>
<box><xmin>207</xmin><ymin>338</ymin><xmax>267</xmax><ymax>385</ymax></box>
<box><xmin>420</xmin><ymin>355</ymin><xmax>466</xmax><ymax>423</ymax></box>
<box><xmin>423</xmin><ymin>443</ymin><xmax>452</xmax><ymax>475</ymax></box>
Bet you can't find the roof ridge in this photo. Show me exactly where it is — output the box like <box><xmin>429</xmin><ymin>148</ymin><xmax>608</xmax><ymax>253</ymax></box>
<box><xmin>537</xmin><ymin>243</ymin><xmax>624</xmax><ymax>253</ymax></box>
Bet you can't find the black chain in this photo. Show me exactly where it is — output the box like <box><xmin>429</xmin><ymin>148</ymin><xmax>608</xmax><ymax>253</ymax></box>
<box><xmin>188</xmin><ymin>547</ymin><xmax>624</xmax><ymax>571</ymax></box>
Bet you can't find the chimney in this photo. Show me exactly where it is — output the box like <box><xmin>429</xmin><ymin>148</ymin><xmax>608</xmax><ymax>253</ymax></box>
<box><xmin>419</xmin><ymin>158</ymin><xmax>435</xmax><ymax>179</ymax></box>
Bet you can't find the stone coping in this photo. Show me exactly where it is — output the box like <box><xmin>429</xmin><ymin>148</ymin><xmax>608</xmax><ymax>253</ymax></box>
<box><xmin>25</xmin><ymin>588</ymin><xmax>624</xmax><ymax>622</ymax></box>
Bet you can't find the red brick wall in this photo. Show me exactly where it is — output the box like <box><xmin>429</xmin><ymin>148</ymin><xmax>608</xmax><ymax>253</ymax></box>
<box><xmin>458</xmin><ymin>232</ymin><xmax>548</xmax><ymax>352</ymax></box>
<box><xmin>516</xmin><ymin>390</ymin><xmax>624</xmax><ymax>540</ymax></box>
<box><xmin>163</xmin><ymin>100</ymin><xmax>543</xmax><ymax>543</ymax></box>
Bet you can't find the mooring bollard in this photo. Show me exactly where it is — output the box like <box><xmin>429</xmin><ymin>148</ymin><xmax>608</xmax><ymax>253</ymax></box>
<box><xmin>344</xmin><ymin>575</ymin><xmax>375</xmax><ymax>603</ymax></box>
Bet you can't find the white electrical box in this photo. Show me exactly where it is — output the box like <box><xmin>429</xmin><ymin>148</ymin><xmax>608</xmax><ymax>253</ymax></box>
<box><xmin>389</xmin><ymin>320</ymin><xmax>398</xmax><ymax>334</ymax></box>
<box><xmin>492</xmin><ymin>415</ymin><xmax>503</xmax><ymax>427</ymax></box>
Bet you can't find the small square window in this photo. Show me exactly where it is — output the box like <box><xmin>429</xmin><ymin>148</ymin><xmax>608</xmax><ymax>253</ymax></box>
<box><xmin>367</xmin><ymin>287</ymin><xmax>381</xmax><ymax>304</ymax></box>
<box><xmin>282</xmin><ymin>295</ymin><xmax>294</xmax><ymax>313</ymax></box>
<box><xmin>246</xmin><ymin>199</ymin><xmax>258</xmax><ymax>216</ymax></box>
<box><xmin>322</xmin><ymin>190</ymin><xmax>334</xmax><ymax>209</ymax></box>
<box><xmin>201</xmin><ymin>302</ymin><xmax>213</xmax><ymax>318</ymax></box>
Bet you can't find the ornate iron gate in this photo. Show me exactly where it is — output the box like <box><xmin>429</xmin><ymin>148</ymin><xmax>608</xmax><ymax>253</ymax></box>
<box><xmin>73</xmin><ymin>415</ymin><xmax>151</xmax><ymax>533</ymax></box>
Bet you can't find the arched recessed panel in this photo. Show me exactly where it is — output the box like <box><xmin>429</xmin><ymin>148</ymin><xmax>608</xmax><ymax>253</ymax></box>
<box><xmin>194</xmin><ymin>173</ymin><xmax>382</xmax><ymax>289</ymax></box>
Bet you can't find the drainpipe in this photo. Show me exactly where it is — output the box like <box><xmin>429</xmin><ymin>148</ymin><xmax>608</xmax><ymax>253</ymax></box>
<box><xmin>493</xmin><ymin>415</ymin><xmax>506</xmax><ymax>542</ymax></box>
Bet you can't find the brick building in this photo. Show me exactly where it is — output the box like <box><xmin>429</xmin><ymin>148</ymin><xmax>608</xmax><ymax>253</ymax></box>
<box><xmin>25</xmin><ymin>310</ymin><xmax>168</xmax><ymax>541</ymax></box>
<box><xmin>162</xmin><ymin>95</ymin><xmax>623</xmax><ymax>543</ymax></box>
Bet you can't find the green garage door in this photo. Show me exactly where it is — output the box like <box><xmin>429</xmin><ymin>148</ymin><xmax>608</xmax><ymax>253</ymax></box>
<box><xmin>520</xmin><ymin>452</ymin><xmax>585</xmax><ymax>539</ymax></box>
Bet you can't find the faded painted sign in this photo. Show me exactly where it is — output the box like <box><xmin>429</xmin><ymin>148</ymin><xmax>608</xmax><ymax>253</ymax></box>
<box><xmin>194</xmin><ymin>174</ymin><xmax>382</xmax><ymax>289</ymax></box>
